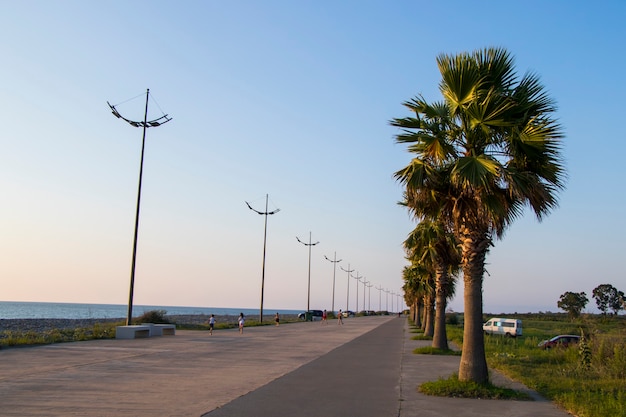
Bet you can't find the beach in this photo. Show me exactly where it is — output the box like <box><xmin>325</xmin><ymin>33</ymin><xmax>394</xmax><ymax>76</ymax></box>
<box><xmin>0</xmin><ymin>314</ymin><xmax>300</xmax><ymax>334</ymax></box>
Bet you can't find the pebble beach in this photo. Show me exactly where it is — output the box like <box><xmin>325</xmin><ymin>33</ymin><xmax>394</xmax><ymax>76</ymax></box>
<box><xmin>0</xmin><ymin>314</ymin><xmax>300</xmax><ymax>334</ymax></box>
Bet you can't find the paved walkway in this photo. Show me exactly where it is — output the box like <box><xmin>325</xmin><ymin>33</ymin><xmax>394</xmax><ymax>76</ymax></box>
<box><xmin>0</xmin><ymin>317</ymin><xmax>573</xmax><ymax>416</ymax></box>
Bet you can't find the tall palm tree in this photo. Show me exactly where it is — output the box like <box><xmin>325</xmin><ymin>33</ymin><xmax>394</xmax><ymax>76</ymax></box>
<box><xmin>402</xmin><ymin>282</ymin><xmax>421</xmax><ymax>326</ymax></box>
<box><xmin>404</xmin><ymin>219</ymin><xmax>459</xmax><ymax>349</ymax></box>
<box><xmin>392</xmin><ymin>47</ymin><xmax>565</xmax><ymax>383</ymax></box>
<box><xmin>402</xmin><ymin>263</ymin><xmax>432</xmax><ymax>329</ymax></box>
<box><xmin>402</xmin><ymin>265</ymin><xmax>421</xmax><ymax>325</ymax></box>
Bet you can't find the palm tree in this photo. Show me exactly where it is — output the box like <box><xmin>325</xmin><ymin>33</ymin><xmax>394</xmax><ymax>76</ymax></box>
<box><xmin>404</xmin><ymin>219</ymin><xmax>459</xmax><ymax>349</ymax></box>
<box><xmin>402</xmin><ymin>263</ymin><xmax>432</xmax><ymax>329</ymax></box>
<box><xmin>392</xmin><ymin>47</ymin><xmax>565</xmax><ymax>383</ymax></box>
<box><xmin>402</xmin><ymin>265</ymin><xmax>420</xmax><ymax>325</ymax></box>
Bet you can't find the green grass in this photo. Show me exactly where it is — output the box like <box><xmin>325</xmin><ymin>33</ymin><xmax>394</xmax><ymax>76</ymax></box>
<box><xmin>0</xmin><ymin>322</ymin><xmax>121</xmax><ymax>347</ymax></box>
<box><xmin>413</xmin><ymin>346</ymin><xmax>460</xmax><ymax>355</ymax></box>
<box><xmin>444</xmin><ymin>314</ymin><xmax>626</xmax><ymax>417</ymax></box>
<box><xmin>411</xmin><ymin>334</ymin><xmax>432</xmax><ymax>341</ymax></box>
<box><xmin>419</xmin><ymin>373</ymin><xmax>530</xmax><ymax>400</ymax></box>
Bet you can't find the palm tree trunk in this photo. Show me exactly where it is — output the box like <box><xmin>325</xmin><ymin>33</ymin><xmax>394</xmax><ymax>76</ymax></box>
<box><xmin>423</xmin><ymin>294</ymin><xmax>435</xmax><ymax>337</ymax></box>
<box><xmin>415</xmin><ymin>300</ymin><xmax>421</xmax><ymax>327</ymax></box>
<box><xmin>432</xmin><ymin>265</ymin><xmax>449</xmax><ymax>350</ymax></box>
<box><xmin>413</xmin><ymin>299</ymin><xmax>421</xmax><ymax>327</ymax></box>
<box><xmin>458</xmin><ymin>228</ymin><xmax>491</xmax><ymax>384</ymax></box>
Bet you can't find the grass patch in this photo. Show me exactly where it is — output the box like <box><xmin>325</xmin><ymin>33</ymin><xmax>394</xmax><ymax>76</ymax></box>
<box><xmin>419</xmin><ymin>374</ymin><xmax>531</xmax><ymax>400</ymax></box>
<box><xmin>0</xmin><ymin>322</ymin><xmax>120</xmax><ymax>347</ymax></box>
<box><xmin>413</xmin><ymin>346</ymin><xmax>460</xmax><ymax>355</ymax></box>
<box><xmin>411</xmin><ymin>334</ymin><xmax>433</xmax><ymax>340</ymax></box>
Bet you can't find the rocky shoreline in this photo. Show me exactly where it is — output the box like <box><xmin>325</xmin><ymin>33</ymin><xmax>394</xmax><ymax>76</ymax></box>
<box><xmin>0</xmin><ymin>314</ymin><xmax>300</xmax><ymax>333</ymax></box>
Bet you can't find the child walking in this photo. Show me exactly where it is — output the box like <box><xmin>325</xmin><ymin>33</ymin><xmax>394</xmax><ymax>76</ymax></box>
<box><xmin>238</xmin><ymin>312</ymin><xmax>245</xmax><ymax>334</ymax></box>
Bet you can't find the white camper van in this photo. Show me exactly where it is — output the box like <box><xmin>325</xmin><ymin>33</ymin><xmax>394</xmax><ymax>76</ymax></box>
<box><xmin>483</xmin><ymin>318</ymin><xmax>522</xmax><ymax>337</ymax></box>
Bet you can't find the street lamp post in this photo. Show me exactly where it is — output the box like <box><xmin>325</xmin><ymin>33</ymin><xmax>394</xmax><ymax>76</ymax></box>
<box><xmin>385</xmin><ymin>289</ymin><xmax>390</xmax><ymax>312</ymax></box>
<box><xmin>362</xmin><ymin>279</ymin><xmax>367</xmax><ymax>313</ymax></box>
<box><xmin>107</xmin><ymin>89</ymin><xmax>171</xmax><ymax>326</ymax></box>
<box><xmin>376</xmin><ymin>285</ymin><xmax>383</xmax><ymax>312</ymax></box>
<box><xmin>297</xmin><ymin>232</ymin><xmax>319</xmax><ymax>312</ymax></box>
<box><xmin>351</xmin><ymin>272</ymin><xmax>362</xmax><ymax>313</ymax></box>
<box><xmin>324</xmin><ymin>252</ymin><xmax>342</xmax><ymax>314</ymax></box>
<box><xmin>246</xmin><ymin>194</ymin><xmax>280</xmax><ymax>323</ymax></box>
<box><xmin>340</xmin><ymin>264</ymin><xmax>354</xmax><ymax>313</ymax></box>
<box><xmin>367</xmin><ymin>282</ymin><xmax>373</xmax><ymax>311</ymax></box>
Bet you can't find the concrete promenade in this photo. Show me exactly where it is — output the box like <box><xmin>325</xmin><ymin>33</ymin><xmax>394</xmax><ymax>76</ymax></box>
<box><xmin>0</xmin><ymin>316</ymin><xmax>573</xmax><ymax>416</ymax></box>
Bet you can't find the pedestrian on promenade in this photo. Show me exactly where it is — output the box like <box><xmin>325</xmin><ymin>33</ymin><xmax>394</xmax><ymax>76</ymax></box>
<box><xmin>208</xmin><ymin>314</ymin><xmax>215</xmax><ymax>335</ymax></box>
<box><xmin>337</xmin><ymin>309</ymin><xmax>343</xmax><ymax>325</ymax></box>
<box><xmin>275</xmin><ymin>312</ymin><xmax>280</xmax><ymax>326</ymax></box>
<box><xmin>238</xmin><ymin>313</ymin><xmax>245</xmax><ymax>334</ymax></box>
<box><xmin>322</xmin><ymin>309</ymin><xmax>328</xmax><ymax>324</ymax></box>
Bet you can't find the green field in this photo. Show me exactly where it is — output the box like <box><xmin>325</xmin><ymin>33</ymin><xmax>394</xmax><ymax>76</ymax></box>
<box><xmin>446</xmin><ymin>314</ymin><xmax>626</xmax><ymax>417</ymax></box>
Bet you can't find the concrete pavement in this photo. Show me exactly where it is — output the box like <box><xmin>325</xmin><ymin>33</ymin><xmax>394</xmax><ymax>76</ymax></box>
<box><xmin>0</xmin><ymin>316</ymin><xmax>573</xmax><ymax>416</ymax></box>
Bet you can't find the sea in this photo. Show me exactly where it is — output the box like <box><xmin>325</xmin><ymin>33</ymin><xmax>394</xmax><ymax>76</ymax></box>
<box><xmin>0</xmin><ymin>301</ymin><xmax>301</xmax><ymax>320</ymax></box>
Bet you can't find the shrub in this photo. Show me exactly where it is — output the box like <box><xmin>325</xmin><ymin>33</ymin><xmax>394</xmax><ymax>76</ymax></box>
<box><xmin>134</xmin><ymin>310</ymin><xmax>169</xmax><ymax>324</ymax></box>
<box><xmin>446</xmin><ymin>313</ymin><xmax>459</xmax><ymax>325</ymax></box>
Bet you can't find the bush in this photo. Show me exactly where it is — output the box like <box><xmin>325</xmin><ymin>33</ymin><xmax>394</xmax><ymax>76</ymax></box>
<box><xmin>134</xmin><ymin>310</ymin><xmax>169</xmax><ymax>324</ymax></box>
<box><xmin>446</xmin><ymin>313</ymin><xmax>459</xmax><ymax>325</ymax></box>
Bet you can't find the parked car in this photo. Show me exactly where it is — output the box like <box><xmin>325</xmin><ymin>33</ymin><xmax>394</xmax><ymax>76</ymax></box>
<box><xmin>482</xmin><ymin>317</ymin><xmax>522</xmax><ymax>337</ymax></box>
<box><xmin>538</xmin><ymin>335</ymin><xmax>580</xmax><ymax>349</ymax></box>
<box><xmin>342</xmin><ymin>310</ymin><xmax>355</xmax><ymax>318</ymax></box>
<box><xmin>298</xmin><ymin>310</ymin><xmax>324</xmax><ymax>321</ymax></box>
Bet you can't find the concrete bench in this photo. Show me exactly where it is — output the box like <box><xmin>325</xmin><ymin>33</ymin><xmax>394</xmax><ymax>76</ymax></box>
<box><xmin>115</xmin><ymin>325</ymin><xmax>151</xmax><ymax>339</ymax></box>
<box><xmin>142</xmin><ymin>323</ymin><xmax>176</xmax><ymax>336</ymax></box>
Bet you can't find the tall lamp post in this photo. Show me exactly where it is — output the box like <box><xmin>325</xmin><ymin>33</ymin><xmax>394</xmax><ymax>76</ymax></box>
<box><xmin>297</xmin><ymin>232</ymin><xmax>319</xmax><ymax>312</ymax></box>
<box><xmin>376</xmin><ymin>285</ymin><xmax>383</xmax><ymax>312</ymax></box>
<box><xmin>362</xmin><ymin>279</ymin><xmax>368</xmax><ymax>313</ymax></box>
<box><xmin>340</xmin><ymin>264</ymin><xmax>353</xmax><ymax>313</ymax></box>
<box><xmin>107</xmin><ymin>89</ymin><xmax>172</xmax><ymax>326</ymax></box>
<box><xmin>246</xmin><ymin>194</ymin><xmax>280</xmax><ymax>323</ymax></box>
<box><xmin>351</xmin><ymin>272</ymin><xmax>362</xmax><ymax>313</ymax></box>
<box><xmin>367</xmin><ymin>282</ymin><xmax>373</xmax><ymax>311</ymax></box>
<box><xmin>324</xmin><ymin>252</ymin><xmax>342</xmax><ymax>314</ymax></box>
<box><xmin>385</xmin><ymin>289</ymin><xmax>390</xmax><ymax>312</ymax></box>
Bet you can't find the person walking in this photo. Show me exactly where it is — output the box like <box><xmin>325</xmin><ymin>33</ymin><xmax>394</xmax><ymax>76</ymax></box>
<box><xmin>238</xmin><ymin>312</ymin><xmax>245</xmax><ymax>334</ymax></box>
<box><xmin>322</xmin><ymin>309</ymin><xmax>328</xmax><ymax>324</ymax></box>
<box><xmin>208</xmin><ymin>314</ymin><xmax>215</xmax><ymax>335</ymax></box>
<box><xmin>337</xmin><ymin>309</ymin><xmax>343</xmax><ymax>325</ymax></box>
<box><xmin>274</xmin><ymin>312</ymin><xmax>280</xmax><ymax>326</ymax></box>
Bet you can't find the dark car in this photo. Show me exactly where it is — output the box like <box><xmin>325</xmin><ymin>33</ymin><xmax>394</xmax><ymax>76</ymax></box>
<box><xmin>538</xmin><ymin>335</ymin><xmax>580</xmax><ymax>349</ymax></box>
<box><xmin>298</xmin><ymin>310</ymin><xmax>324</xmax><ymax>321</ymax></box>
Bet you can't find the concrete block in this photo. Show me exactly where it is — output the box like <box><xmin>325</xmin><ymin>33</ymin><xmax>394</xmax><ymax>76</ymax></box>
<box><xmin>140</xmin><ymin>323</ymin><xmax>176</xmax><ymax>336</ymax></box>
<box><xmin>115</xmin><ymin>325</ymin><xmax>151</xmax><ymax>339</ymax></box>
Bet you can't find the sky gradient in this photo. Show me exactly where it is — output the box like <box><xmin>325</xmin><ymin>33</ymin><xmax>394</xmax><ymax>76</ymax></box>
<box><xmin>1</xmin><ymin>1</ymin><xmax>625</xmax><ymax>314</ymax></box>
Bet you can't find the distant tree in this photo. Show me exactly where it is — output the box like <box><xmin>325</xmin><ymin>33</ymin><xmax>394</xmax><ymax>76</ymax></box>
<box><xmin>557</xmin><ymin>291</ymin><xmax>588</xmax><ymax>319</ymax></box>
<box><xmin>592</xmin><ymin>284</ymin><xmax>625</xmax><ymax>315</ymax></box>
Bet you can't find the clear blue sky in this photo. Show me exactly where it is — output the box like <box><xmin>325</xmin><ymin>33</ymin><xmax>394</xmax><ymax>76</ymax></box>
<box><xmin>1</xmin><ymin>1</ymin><xmax>624</xmax><ymax>314</ymax></box>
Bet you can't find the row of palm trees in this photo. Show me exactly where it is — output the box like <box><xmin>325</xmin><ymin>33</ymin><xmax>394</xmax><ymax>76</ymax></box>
<box><xmin>392</xmin><ymin>47</ymin><xmax>565</xmax><ymax>383</ymax></box>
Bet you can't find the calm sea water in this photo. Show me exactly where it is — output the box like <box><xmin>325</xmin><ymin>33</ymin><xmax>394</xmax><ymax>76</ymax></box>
<box><xmin>0</xmin><ymin>301</ymin><xmax>301</xmax><ymax>319</ymax></box>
